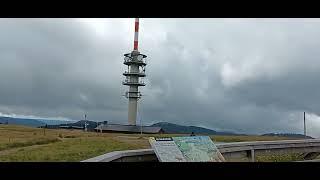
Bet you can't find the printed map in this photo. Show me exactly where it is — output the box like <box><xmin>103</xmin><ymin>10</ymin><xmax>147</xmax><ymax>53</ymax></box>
<box><xmin>149</xmin><ymin>136</ymin><xmax>223</xmax><ymax>162</ymax></box>
<box><xmin>149</xmin><ymin>137</ymin><xmax>186</xmax><ymax>162</ymax></box>
<box><xmin>172</xmin><ymin>136</ymin><xmax>221</xmax><ymax>162</ymax></box>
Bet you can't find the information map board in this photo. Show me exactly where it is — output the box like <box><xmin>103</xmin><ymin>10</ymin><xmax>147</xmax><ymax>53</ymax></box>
<box><xmin>149</xmin><ymin>137</ymin><xmax>186</xmax><ymax>162</ymax></box>
<box><xmin>149</xmin><ymin>136</ymin><xmax>225</xmax><ymax>162</ymax></box>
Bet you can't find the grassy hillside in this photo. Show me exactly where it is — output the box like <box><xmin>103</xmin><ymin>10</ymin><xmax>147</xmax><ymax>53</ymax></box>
<box><xmin>0</xmin><ymin>124</ymin><xmax>300</xmax><ymax>162</ymax></box>
<box><xmin>0</xmin><ymin>125</ymin><xmax>149</xmax><ymax>161</ymax></box>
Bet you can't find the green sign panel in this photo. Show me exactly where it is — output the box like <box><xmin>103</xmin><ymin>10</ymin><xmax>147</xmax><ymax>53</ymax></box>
<box><xmin>149</xmin><ymin>136</ymin><xmax>225</xmax><ymax>162</ymax></box>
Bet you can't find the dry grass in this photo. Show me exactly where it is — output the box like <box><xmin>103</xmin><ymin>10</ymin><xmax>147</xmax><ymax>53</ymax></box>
<box><xmin>0</xmin><ymin>125</ymin><xmax>149</xmax><ymax>161</ymax></box>
<box><xmin>0</xmin><ymin>137</ymin><xmax>143</xmax><ymax>161</ymax></box>
<box><xmin>0</xmin><ymin>124</ymin><xmax>301</xmax><ymax>162</ymax></box>
<box><xmin>210</xmin><ymin>135</ymin><xmax>297</xmax><ymax>142</ymax></box>
<box><xmin>137</xmin><ymin>133</ymin><xmax>297</xmax><ymax>142</ymax></box>
<box><xmin>256</xmin><ymin>153</ymin><xmax>305</xmax><ymax>162</ymax></box>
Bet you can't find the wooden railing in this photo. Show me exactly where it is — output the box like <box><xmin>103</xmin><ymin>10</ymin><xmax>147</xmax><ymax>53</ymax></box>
<box><xmin>82</xmin><ymin>139</ymin><xmax>320</xmax><ymax>162</ymax></box>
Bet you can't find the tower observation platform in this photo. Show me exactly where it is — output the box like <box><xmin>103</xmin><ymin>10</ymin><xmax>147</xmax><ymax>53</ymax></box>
<box><xmin>122</xmin><ymin>51</ymin><xmax>147</xmax><ymax>125</ymax></box>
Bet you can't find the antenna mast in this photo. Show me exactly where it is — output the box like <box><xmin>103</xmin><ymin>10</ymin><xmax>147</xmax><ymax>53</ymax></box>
<box><xmin>304</xmin><ymin>112</ymin><xmax>306</xmax><ymax>139</ymax></box>
<box><xmin>134</xmin><ymin>18</ymin><xmax>139</xmax><ymax>51</ymax></box>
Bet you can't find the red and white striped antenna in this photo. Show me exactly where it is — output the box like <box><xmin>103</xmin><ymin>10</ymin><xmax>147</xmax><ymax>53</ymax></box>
<box><xmin>133</xmin><ymin>18</ymin><xmax>139</xmax><ymax>51</ymax></box>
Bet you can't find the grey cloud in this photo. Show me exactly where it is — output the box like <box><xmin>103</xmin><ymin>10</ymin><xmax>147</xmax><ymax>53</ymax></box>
<box><xmin>0</xmin><ymin>18</ymin><xmax>319</xmax><ymax>137</ymax></box>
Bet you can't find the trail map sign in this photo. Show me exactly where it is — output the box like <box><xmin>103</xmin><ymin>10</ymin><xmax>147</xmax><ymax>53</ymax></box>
<box><xmin>149</xmin><ymin>137</ymin><xmax>186</xmax><ymax>162</ymax></box>
<box><xmin>149</xmin><ymin>136</ymin><xmax>225</xmax><ymax>162</ymax></box>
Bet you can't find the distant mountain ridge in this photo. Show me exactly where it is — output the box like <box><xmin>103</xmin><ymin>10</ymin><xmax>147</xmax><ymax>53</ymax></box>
<box><xmin>1</xmin><ymin>117</ymin><xmax>314</xmax><ymax>138</ymax></box>
<box><xmin>38</xmin><ymin>119</ymin><xmax>77</xmax><ymax>125</ymax></box>
<box><xmin>261</xmin><ymin>133</ymin><xmax>314</xmax><ymax>139</ymax></box>
<box><xmin>0</xmin><ymin>116</ymin><xmax>76</xmax><ymax>127</ymax></box>
<box><xmin>45</xmin><ymin>120</ymin><xmax>99</xmax><ymax>131</ymax></box>
<box><xmin>150</xmin><ymin>122</ymin><xmax>243</xmax><ymax>135</ymax></box>
<box><xmin>0</xmin><ymin>117</ymin><xmax>45</xmax><ymax>127</ymax></box>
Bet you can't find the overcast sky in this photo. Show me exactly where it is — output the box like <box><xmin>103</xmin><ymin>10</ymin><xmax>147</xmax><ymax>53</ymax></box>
<box><xmin>0</xmin><ymin>18</ymin><xmax>320</xmax><ymax>137</ymax></box>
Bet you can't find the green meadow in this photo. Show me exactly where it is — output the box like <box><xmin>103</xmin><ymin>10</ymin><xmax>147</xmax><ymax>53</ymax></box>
<box><xmin>0</xmin><ymin>124</ymin><xmax>303</xmax><ymax>162</ymax></box>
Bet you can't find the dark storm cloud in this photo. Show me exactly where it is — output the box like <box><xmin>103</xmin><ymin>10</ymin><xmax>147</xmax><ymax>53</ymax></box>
<box><xmin>0</xmin><ymin>18</ymin><xmax>319</xmax><ymax>137</ymax></box>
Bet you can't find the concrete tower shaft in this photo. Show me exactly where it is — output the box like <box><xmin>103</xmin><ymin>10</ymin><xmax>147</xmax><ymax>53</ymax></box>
<box><xmin>123</xmin><ymin>18</ymin><xmax>147</xmax><ymax>126</ymax></box>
